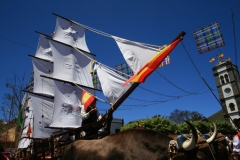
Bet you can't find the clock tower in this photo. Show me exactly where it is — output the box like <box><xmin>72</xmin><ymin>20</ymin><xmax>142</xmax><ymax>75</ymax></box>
<box><xmin>212</xmin><ymin>60</ymin><xmax>240</xmax><ymax>122</ymax></box>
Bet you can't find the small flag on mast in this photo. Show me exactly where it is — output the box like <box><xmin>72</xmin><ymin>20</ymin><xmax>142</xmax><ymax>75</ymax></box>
<box><xmin>209</xmin><ymin>57</ymin><xmax>215</xmax><ymax>63</ymax></box>
<box><xmin>81</xmin><ymin>90</ymin><xmax>95</xmax><ymax>110</ymax></box>
<box><xmin>159</xmin><ymin>56</ymin><xmax>170</xmax><ymax>67</ymax></box>
<box><xmin>218</xmin><ymin>53</ymin><xmax>224</xmax><ymax>59</ymax></box>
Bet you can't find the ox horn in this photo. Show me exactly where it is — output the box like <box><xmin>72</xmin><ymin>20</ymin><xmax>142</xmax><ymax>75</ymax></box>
<box><xmin>182</xmin><ymin>121</ymin><xmax>198</xmax><ymax>151</ymax></box>
<box><xmin>206</xmin><ymin>123</ymin><xmax>217</xmax><ymax>143</ymax></box>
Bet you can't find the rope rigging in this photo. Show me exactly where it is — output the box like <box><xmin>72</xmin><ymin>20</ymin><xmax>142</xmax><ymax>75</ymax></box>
<box><xmin>181</xmin><ymin>41</ymin><xmax>237</xmax><ymax>128</ymax></box>
<box><xmin>97</xmin><ymin>81</ymin><xmax>213</xmax><ymax>110</ymax></box>
<box><xmin>231</xmin><ymin>9</ymin><xmax>238</xmax><ymax>67</ymax></box>
<box><xmin>0</xmin><ymin>36</ymin><xmax>35</xmax><ymax>49</ymax></box>
<box><xmin>1</xmin><ymin>36</ymin><xmax>217</xmax><ymax>111</ymax></box>
<box><xmin>2</xmin><ymin>8</ymin><xmax>235</xmax><ymax>114</ymax></box>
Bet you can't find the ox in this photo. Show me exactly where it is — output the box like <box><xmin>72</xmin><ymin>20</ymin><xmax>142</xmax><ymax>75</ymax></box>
<box><xmin>195</xmin><ymin>133</ymin><xmax>232</xmax><ymax>159</ymax></box>
<box><xmin>193</xmin><ymin>123</ymin><xmax>233</xmax><ymax>160</ymax></box>
<box><xmin>203</xmin><ymin>132</ymin><xmax>233</xmax><ymax>160</ymax></box>
<box><xmin>61</xmin><ymin>121</ymin><xmax>231</xmax><ymax>160</ymax></box>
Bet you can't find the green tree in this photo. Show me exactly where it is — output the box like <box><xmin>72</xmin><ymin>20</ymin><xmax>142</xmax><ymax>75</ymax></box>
<box><xmin>1</xmin><ymin>73</ymin><xmax>27</xmax><ymax>122</ymax></box>
<box><xmin>121</xmin><ymin>116</ymin><xmax>178</xmax><ymax>135</ymax></box>
<box><xmin>214</xmin><ymin>120</ymin><xmax>236</xmax><ymax>134</ymax></box>
<box><xmin>121</xmin><ymin>118</ymin><xmax>234</xmax><ymax>135</ymax></box>
<box><xmin>176</xmin><ymin>120</ymin><xmax>235</xmax><ymax>134</ymax></box>
<box><xmin>1</xmin><ymin>73</ymin><xmax>29</xmax><ymax>148</ymax></box>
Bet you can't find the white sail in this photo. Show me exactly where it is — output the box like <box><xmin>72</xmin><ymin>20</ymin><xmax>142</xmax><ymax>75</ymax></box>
<box><xmin>112</xmin><ymin>36</ymin><xmax>159</xmax><ymax>73</ymax></box>
<box><xmin>30</xmin><ymin>94</ymin><xmax>55</xmax><ymax>138</ymax></box>
<box><xmin>50</xmin><ymin>81</ymin><xmax>94</xmax><ymax>128</ymax></box>
<box><xmin>53</xmin><ymin>17</ymin><xmax>90</xmax><ymax>52</ymax></box>
<box><xmin>18</xmin><ymin>112</ymin><xmax>33</xmax><ymax>148</ymax></box>
<box><xmin>49</xmin><ymin>39</ymin><xmax>94</xmax><ymax>87</ymax></box>
<box><xmin>35</xmin><ymin>34</ymin><xmax>53</xmax><ymax>61</ymax></box>
<box><xmin>18</xmin><ymin>95</ymin><xmax>33</xmax><ymax>148</ymax></box>
<box><xmin>32</xmin><ymin>58</ymin><xmax>54</xmax><ymax>96</ymax></box>
<box><xmin>94</xmin><ymin>63</ymin><xmax>132</xmax><ymax>104</ymax></box>
<box><xmin>20</xmin><ymin>14</ymin><xmax>162</xmax><ymax>149</ymax></box>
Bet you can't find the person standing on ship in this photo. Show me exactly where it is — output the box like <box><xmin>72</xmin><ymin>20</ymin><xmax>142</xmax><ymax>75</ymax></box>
<box><xmin>81</xmin><ymin>98</ymin><xmax>102</xmax><ymax>136</ymax></box>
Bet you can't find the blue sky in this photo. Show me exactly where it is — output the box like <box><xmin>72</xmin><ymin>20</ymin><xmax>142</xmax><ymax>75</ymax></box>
<box><xmin>0</xmin><ymin>0</ymin><xmax>239</xmax><ymax>124</ymax></box>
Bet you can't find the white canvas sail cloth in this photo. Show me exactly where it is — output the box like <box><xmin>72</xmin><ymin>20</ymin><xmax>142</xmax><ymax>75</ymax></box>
<box><xmin>112</xmin><ymin>36</ymin><xmax>160</xmax><ymax>73</ymax></box>
<box><xmin>53</xmin><ymin>17</ymin><xmax>90</xmax><ymax>52</ymax></box>
<box><xmin>49</xmin><ymin>39</ymin><xmax>94</xmax><ymax>87</ymax></box>
<box><xmin>35</xmin><ymin>34</ymin><xmax>53</xmax><ymax>61</ymax></box>
<box><xmin>50</xmin><ymin>81</ymin><xmax>94</xmax><ymax>128</ymax></box>
<box><xmin>18</xmin><ymin>95</ymin><xmax>33</xmax><ymax>148</ymax></box>
<box><xmin>30</xmin><ymin>94</ymin><xmax>55</xmax><ymax>138</ymax></box>
<box><xmin>94</xmin><ymin>63</ymin><xmax>132</xmax><ymax>104</ymax></box>
<box><xmin>18</xmin><ymin>111</ymin><xmax>33</xmax><ymax>148</ymax></box>
<box><xmin>32</xmin><ymin>58</ymin><xmax>54</xmax><ymax>96</ymax></box>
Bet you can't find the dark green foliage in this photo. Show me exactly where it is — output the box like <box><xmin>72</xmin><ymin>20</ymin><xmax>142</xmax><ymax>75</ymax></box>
<box><xmin>207</xmin><ymin>109</ymin><xmax>227</xmax><ymax>122</ymax></box>
<box><xmin>121</xmin><ymin>117</ymin><xmax>235</xmax><ymax>135</ymax></box>
<box><xmin>177</xmin><ymin>121</ymin><xmax>214</xmax><ymax>134</ymax></box>
<box><xmin>176</xmin><ymin>120</ymin><xmax>235</xmax><ymax>134</ymax></box>
<box><xmin>214</xmin><ymin>120</ymin><xmax>236</xmax><ymax>134</ymax></box>
<box><xmin>121</xmin><ymin>116</ymin><xmax>178</xmax><ymax>135</ymax></box>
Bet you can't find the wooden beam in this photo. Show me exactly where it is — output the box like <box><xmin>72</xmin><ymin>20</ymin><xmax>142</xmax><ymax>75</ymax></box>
<box><xmin>28</xmin><ymin>54</ymin><xmax>53</xmax><ymax>63</ymax></box>
<box><xmin>98</xmin><ymin>30</ymin><xmax>186</xmax><ymax>132</ymax></box>
<box><xmin>45</xmin><ymin>27</ymin><xmax>96</xmax><ymax>57</ymax></box>
<box><xmin>22</xmin><ymin>90</ymin><xmax>54</xmax><ymax>99</ymax></box>
<box><xmin>35</xmin><ymin>31</ymin><xmax>52</xmax><ymax>38</ymax></box>
<box><xmin>40</xmin><ymin>75</ymin><xmax>102</xmax><ymax>92</ymax></box>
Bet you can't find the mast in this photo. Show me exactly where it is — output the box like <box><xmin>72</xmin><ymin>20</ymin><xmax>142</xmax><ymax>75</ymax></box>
<box><xmin>40</xmin><ymin>75</ymin><xmax>101</xmax><ymax>92</ymax></box>
<box><xmin>16</xmin><ymin>12</ymin><xmax>186</xmax><ymax>160</ymax></box>
<box><xmin>98</xmin><ymin>31</ymin><xmax>186</xmax><ymax>132</ymax></box>
<box><xmin>109</xmin><ymin>31</ymin><xmax>186</xmax><ymax>113</ymax></box>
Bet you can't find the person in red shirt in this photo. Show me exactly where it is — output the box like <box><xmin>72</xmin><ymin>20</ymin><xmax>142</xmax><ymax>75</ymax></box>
<box><xmin>232</xmin><ymin>118</ymin><xmax>240</xmax><ymax>159</ymax></box>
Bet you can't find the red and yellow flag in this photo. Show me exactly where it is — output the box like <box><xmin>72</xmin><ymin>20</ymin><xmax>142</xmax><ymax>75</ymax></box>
<box><xmin>218</xmin><ymin>53</ymin><xmax>224</xmax><ymax>59</ymax></box>
<box><xmin>123</xmin><ymin>38</ymin><xmax>182</xmax><ymax>86</ymax></box>
<box><xmin>81</xmin><ymin>90</ymin><xmax>95</xmax><ymax>110</ymax></box>
<box><xmin>209</xmin><ymin>57</ymin><xmax>215</xmax><ymax>63</ymax></box>
<box><xmin>26</xmin><ymin>123</ymin><xmax>32</xmax><ymax>138</ymax></box>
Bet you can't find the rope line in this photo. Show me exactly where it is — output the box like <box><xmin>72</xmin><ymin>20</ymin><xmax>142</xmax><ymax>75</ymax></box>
<box><xmin>181</xmin><ymin>41</ymin><xmax>237</xmax><ymax>128</ymax></box>
<box><xmin>231</xmin><ymin>9</ymin><xmax>238</xmax><ymax>66</ymax></box>
<box><xmin>0</xmin><ymin>36</ymin><xmax>35</xmax><ymax>49</ymax></box>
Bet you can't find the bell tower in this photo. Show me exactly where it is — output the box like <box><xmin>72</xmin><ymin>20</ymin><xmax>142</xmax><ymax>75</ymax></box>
<box><xmin>212</xmin><ymin>60</ymin><xmax>240</xmax><ymax>122</ymax></box>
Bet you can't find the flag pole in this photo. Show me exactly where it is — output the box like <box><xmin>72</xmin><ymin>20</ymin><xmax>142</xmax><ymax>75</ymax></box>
<box><xmin>108</xmin><ymin>31</ymin><xmax>186</xmax><ymax>114</ymax></box>
<box><xmin>98</xmin><ymin>31</ymin><xmax>186</xmax><ymax>132</ymax></box>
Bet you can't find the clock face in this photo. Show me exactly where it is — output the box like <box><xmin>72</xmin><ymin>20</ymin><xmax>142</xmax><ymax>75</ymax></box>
<box><xmin>224</xmin><ymin>87</ymin><xmax>232</xmax><ymax>95</ymax></box>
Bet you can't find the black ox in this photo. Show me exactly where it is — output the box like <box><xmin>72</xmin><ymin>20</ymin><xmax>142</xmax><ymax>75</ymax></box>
<box><xmin>62</xmin><ymin>121</ymin><xmax>232</xmax><ymax>160</ymax></box>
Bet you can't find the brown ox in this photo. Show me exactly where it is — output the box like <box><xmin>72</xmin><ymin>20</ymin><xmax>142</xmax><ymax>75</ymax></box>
<box><xmin>178</xmin><ymin>123</ymin><xmax>232</xmax><ymax>160</ymax></box>
<box><xmin>203</xmin><ymin>132</ymin><xmax>232</xmax><ymax>160</ymax></box>
<box><xmin>61</xmin><ymin>122</ymin><xmax>231</xmax><ymax>160</ymax></box>
<box><xmin>194</xmin><ymin>134</ymin><xmax>232</xmax><ymax>160</ymax></box>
